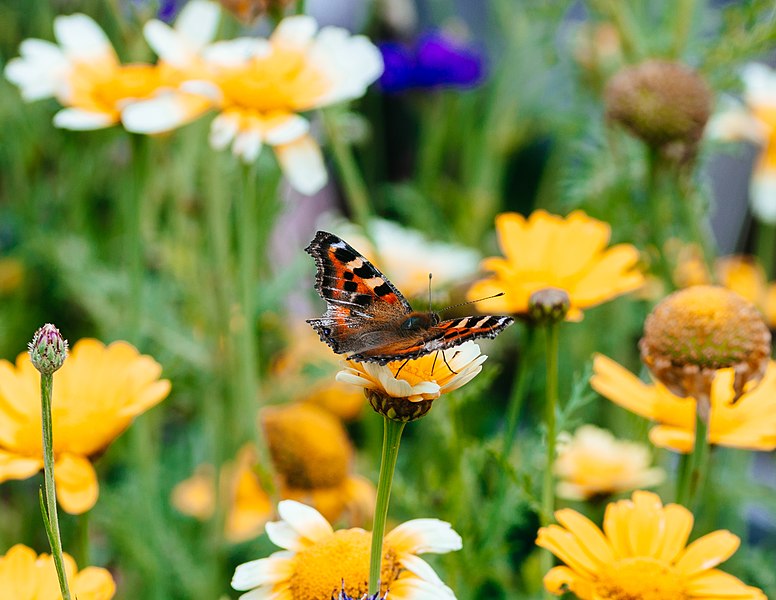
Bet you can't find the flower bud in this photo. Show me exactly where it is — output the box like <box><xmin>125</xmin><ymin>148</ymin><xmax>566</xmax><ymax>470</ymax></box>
<box><xmin>527</xmin><ymin>288</ymin><xmax>571</xmax><ymax>324</ymax></box>
<box><xmin>605</xmin><ymin>60</ymin><xmax>711</xmax><ymax>158</ymax></box>
<box><xmin>366</xmin><ymin>390</ymin><xmax>434</xmax><ymax>422</ymax></box>
<box><xmin>28</xmin><ymin>324</ymin><xmax>68</xmax><ymax>375</ymax></box>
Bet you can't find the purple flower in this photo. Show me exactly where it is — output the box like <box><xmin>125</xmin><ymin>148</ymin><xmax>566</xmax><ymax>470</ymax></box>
<box><xmin>157</xmin><ymin>0</ymin><xmax>180</xmax><ymax>23</ymax></box>
<box><xmin>379</xmin><ymin>31</ymin><xmax>486</xmax><ymax>93</ymax></box>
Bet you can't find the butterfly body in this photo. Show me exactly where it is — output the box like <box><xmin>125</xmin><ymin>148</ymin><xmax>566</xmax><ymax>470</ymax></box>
<box><xmin>306</xmin><ymin>231</ymin><xmax>513</xmax><ymax>365</ymax></box>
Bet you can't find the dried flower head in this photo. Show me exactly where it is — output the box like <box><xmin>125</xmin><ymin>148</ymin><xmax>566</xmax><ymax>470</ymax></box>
<box><xmin>605</xmin><ymin>59</ymin><xmax>711</xmax><ymax>159</ymax></box>
<box><xmin>640</xmin><ymin>286</ymin><xmax>771</xmax><ymax>403</ymax></box>
<box><xmin>528</xmin><ymin>287</ymin><xmax>571</xmax><ymax>325</ymax></box>
<box><xmin>28</xmin><ymin>323</ymin><xmax>69</xmax><ymax>375</ymax></box>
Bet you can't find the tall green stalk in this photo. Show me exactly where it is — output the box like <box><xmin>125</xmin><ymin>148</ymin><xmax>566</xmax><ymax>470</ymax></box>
<box><xmin>39</xmin><ymin>372</ymin><xmax>72</xmax><ymax>600</ymax></box>
<box><xmin>369</xmin><ymin>417</ymin><xmax>406</xmax><ymax>594</ymax></box>
<box><xmin>676</xmin><ymin>397</ymin><xmax>710</xmax><ymax>508</ymax></box>
<box><xmin>539</xmin><ymin>321</ymin><xmax>560</xmax><ymax>597</ymax></box>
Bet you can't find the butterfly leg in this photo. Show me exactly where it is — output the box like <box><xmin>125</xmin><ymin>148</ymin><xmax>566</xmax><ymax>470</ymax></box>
<box><xmin>441</xmin><ymin>350</ymin><xmax>459</xmax><ymax>375</ymax></box>
<box><xmin>394</xmin><ymin>358</ymin><xmax>412</xmax><ymax>378</ymax></box>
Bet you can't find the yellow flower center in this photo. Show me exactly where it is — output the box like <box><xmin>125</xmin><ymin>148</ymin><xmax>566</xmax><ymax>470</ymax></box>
<box><xmin>262</xmin><ymin>404</ymin><xmax>351</xmax><ymax>489</ymax></box>
<box><xmin>217</xmin><ymin>46</ymin><xmax>330</xmax><ymax>113</ymax></box>
<box><xmin>289</xmin><ymin>529</ymin><xmax>400</xmax><ymax>599</ymax></box>
<box><xmin>67</xmin><ymin>61</ymin><xmax>161</xmax><ymax>115</ymax></box>
<box><xmin>391</xmin><ymin>353</ymin><xmax>453</xmax><ymax>386</ymax></box>
<box><xmin>595</xmin><ymin>558</ymin><xmax>688</xmax><ymax>600</ymax></box>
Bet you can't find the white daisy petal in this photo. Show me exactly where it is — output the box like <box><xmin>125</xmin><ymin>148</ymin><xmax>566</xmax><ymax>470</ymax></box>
<box><xmin>231</xmin><ymin>556</ymin><xmax>294</xmax><ymax>590</ymax></box>
<box><xmin>389</xmin><ymin>577</ymin><xmax>457</xmax><ymax>599</ymax></box>
<box><xmin>271</xmin><ymin>15</ymin><xmax>318</xmax><ymax>49</ymax></box>
<box><xmin>277</xmin><ymin>500</ymin><xmax>334</xmax><ymax>542</ymax></box>
<box><xmin>144</xmin><ymin>20</ymin><xmax>193</xmax><ymax>66</ymax></box>
<box><xmin>263</xmin><ymin>115</ymin><xmax>310</xmax><ymax>146</ymax></box>
<box><xmin>274</xmin><ymin>135</ymin><xmax>328</xmax><ymax>196</ymax></box>
<box><xmin>54</xmin><ymin>13</ymin><xmax>115</xmax><ymax>62</ymax></box>
<box><xmin>706</xmin><ymin>107</ymin><xmax>768</xmax><ymax>144</ymax></box>
<box><xmin>397</xmin><ymin>554</ymin><xmax>445</xmax><ymax>587</ymax></box>
<box><xmin>203</xmin><ymin>38</ymin><xmax>271</xmax><ymax>67</ymax></box>
<box><xmin>4</xmin><ymin>40</ymin><xmax>69</xmax><ymax>101</ymax></box>
<box><xmin>264</xmin><ymin>520</ymin><xmax>304</xmax><ymax>551</ymax></box>
<box><xmin>385</xmin><ymin>519</ymin><xmax>463</xmax><ymax>554</ymax></box>
<box><xmin>233</xmin><ymin>128</ymin><xmax>263</xmax><ymax>163</ymax></box>
<box><xmin>336</xmin><ymin>369</ymin><xmax>378</xmax><ymax>389</ymax></box>
<box><xmin>122</xmin><ymin>92</ymin><xmax>211</xmax><ymax>134</ymax></box>
<box><xmin>210</xmin><ymin>112</ymin><xmax>241</xmax><ymax>150</ymax></box>
<box><xmin>742</xmin><ymin>62</ymin><xmax>776</xmax><ymax>109</ymax></box>
<box><xmin>174</xmin><ymin>0</ymin><xmax>221</xmax><ymax>48</ymax></box>
<box><xmin>180</xmin><ymin>79</ymin><xmax>223</xmax><ymax>102</ymax></box>
<box><xmin>751</xmin><ymin>167</ymin><xmax>776</xmax><ymax>224</ymax></box>
<box><xmin>53</xmin><ymin>108</ymin><xmax>115</xmax><ymax>130</ymax></box>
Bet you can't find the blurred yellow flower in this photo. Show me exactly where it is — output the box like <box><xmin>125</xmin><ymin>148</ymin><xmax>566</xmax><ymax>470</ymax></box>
<box><xmin>537</xmin><ymin>490</ymin><xmax>765</xmax><ymax>600</ymax></box>
<box><xmin>708</xmin><ymin>63</ymin><xmax>776</xmax><ymax>223</ymax></box>
<box><xmin>0</xmin><ymin>339</ymin><xmax>170</xmax><ymax>513</ymax></box>
<box><xmin>5</xmin><ymin>14</ymin><xmax>160</xmax><ymax>129</ymax></box>
<box><xmin>124</xmin><ymin>15</ymin><xmax>383</xmax><ymax>195</ymax></box>
<box><xmin>555</xmin><ymin>425</ymin><xmax>664</xmax><ymax>500</ymax></box>
<box><xmin>591</xmin><ymin>354</ymin><xmax>776</xmax><ymax>453</ymax></box>
<box><xmin>337</xmin><ymin>341</ymin><xmax>487</xmax><ymax>421</ymax></box>
<box><xmin>0</xmin><ymin>543</ymin><xmax>115</xmax><ymax>600</ymax></box>
<box><xmin>468</xmin><ymin>210</ymin><xmax>644</xmax><ymax>321</ymax></box>
<box><xmin>231</xmin><ymin>499</ymin><xmax>461</xmax><ymax>599</ymax></box>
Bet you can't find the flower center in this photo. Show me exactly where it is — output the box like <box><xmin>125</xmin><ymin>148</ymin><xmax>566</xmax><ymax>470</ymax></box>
<box><xmin>289</xmin><ymin>530</ymin><xmax>400</xmax><ymax>600</ymax></box>
<box><xmin>595</xmin><ymin>557</ymin><xmax>688</xmax><ymax>600</ymax></box>
<box><xmin>67</xmin><ymin>61</ymin><xmax>161</xmax><ymax>115</ymax></box>
<box><xmin>218</xmin><ymin>47</ymin><xmax>330</xmax><ymax>113</ymax></box>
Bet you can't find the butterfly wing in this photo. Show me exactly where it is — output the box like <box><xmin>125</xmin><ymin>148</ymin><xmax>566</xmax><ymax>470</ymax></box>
<box><xmin>306</xmin><ymin>231</ymin><xmax>412</xmax><ymax>355</ymax></box>
<box><xmin>348</xmin><ymin>314</ymin><xmax>514</xmax><ymax>365</ymax></box>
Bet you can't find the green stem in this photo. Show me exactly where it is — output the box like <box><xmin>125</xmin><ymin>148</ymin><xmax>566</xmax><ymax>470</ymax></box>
<box><xmin>677</xmin><ymin>397</ymin><xmax>710</xmax><ymax>508</ymax></box>
<box><xmin>645</xmin><ymin>147</ymin><xmax>674</xmax><ymax>287</ymax></box>
<box><xmin>76</xmin><ymin>510</ymin><xmax>90</xmax><ymax>569</ymax></box>
<box><xmin>756</xmin><ymin>221</ymin><xmax>776</xmax><ymax>279</ymax></box>
<box><xmin>539</xmin><ymin>322</ymin><xmax>560</xmax><ymax>597</ymax></box>
<box><xmin>322</xmin><ymin>108</ymin><xmax>373</xmax><ymax>234</ymax></box>
<box><xmin>126</xmin><ymin>134</ymin><xmax>147</xmax><ymax>345</ymax></box>
<box><xmin>588</xmin><ymin>0</ymin><xmax>645</xmax><ymax>60</ymax></box>
<box><xmin>369</xmin><ymin>417</ymin><xmax>406</xmax><ymax>594</ymax></box>
<box><xmin>670</xmin><ymin>0</ymin><xmax>695</xmax><ymax>58</ymax></box>
<box><xmin>40</xmin><ymin>373</ymin><xmax>72</xmax><ymax>600</ymax></box>
<box><xmin>502</xmin><ymin>327</ymin><xmax>535</xmax><ymax>461</ymax></box>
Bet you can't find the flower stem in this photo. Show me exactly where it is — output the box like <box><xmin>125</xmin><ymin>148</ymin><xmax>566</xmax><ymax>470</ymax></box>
<box><xmin>756</xmin><ymin>221</ymin><xmax>776</xmax><ymax>279</ymax></box>
<box><xmin>676</xmin><ymin>397</ymin><xmax>710</xmax><ymax>508</ymax></box>
<box><xmin>670</xmin><ymin>0</ymin><xmax>695</xmax><ymax>58</ymax></box>
<box><xmin>369</xmin><ymin>416</ymin><xmax>406</xmax><ymax>594</ymax></box>
<box><xmin>539</xmin><ymin>321</ymin><xmax>560</xmax><ymax>597</ymax></box>
<box><xmin>39</xmin><ymin>372</ymin><xmax>72</xmax><ymax>600</ymax></box>
<box><xmin>322</xmin><ymin>108</ymin><xmax>373</xmax><ymax>235</ymax></box>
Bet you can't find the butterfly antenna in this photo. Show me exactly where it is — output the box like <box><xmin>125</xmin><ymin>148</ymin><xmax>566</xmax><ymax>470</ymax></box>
<box><xmin>440</xmin><ymin>292</ymin><xmax>505</xmax><ymax>314</ymax></box>
<box><xmin>428</xmin><ymin>273</ymin><xmax>433</xmax><ymax>313</ymax></box>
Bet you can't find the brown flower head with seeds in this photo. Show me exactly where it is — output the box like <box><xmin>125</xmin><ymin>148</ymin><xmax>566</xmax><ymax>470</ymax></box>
<box><xmin>640</xmin><ymin>286</ymin><xmax>771</xmax><ymax>402</ymax></box>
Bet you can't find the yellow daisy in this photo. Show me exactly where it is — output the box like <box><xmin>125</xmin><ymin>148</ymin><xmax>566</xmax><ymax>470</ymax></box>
<box><xmin>123</xmin><ymin>15</ymin><xmax>383</xmax><ymax>195</ymax></box>
<box><xmin>0</xmin><ymin>339</ymin><xmax>170</xmax><ymax>513</ymax></box>
<box><xmin>537</xmin><ymin>490</ymin><xmax>766</xmax><ymax>599</ymax></box>
<box><xmin>591</xmin><ymin>354</ymin><xmax>776</xmax><ymax>453</ymax></box>
<box><xmin>468</xmin><ymin>210</ymin><xmax>644</xmax><ymax>321</ymax></box>
<box><xmin>337</xmin><ymin>341</ymin><xmax>487</xmax><ymax>421</ymax></box>
<box><xmin>231</xmin><ymin>499</ymin><xmax>462</xmax><ymax>599</ymax></box>
<box><xmin>0</xmin><ymin>543</ymin><xmax>115</xmax><ymax>600</ymax></box>
<box><xmin>555</xmin><ymin>425</ymin><xmax>665</xmax><ymax>500</ymax></box>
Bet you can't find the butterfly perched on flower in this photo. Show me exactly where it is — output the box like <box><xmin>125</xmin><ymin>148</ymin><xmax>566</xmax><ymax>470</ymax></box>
<box><xmin>306</xmin><ymin>231</ymin><xmax>514</xmax><ymax>365</ymax></box>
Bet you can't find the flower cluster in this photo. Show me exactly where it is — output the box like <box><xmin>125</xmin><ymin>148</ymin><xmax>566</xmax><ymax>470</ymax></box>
<box><xmin>4</xmin><ymin>2</ymin><xmax>383</xmax><ymax>195</ymax></box>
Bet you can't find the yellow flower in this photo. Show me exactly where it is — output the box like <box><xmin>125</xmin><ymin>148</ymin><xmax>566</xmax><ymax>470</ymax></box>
<box><xmin>591</xmin><ymin>354</ymin><xmax>776</xmax><ymax>453</ymax></box>
<box><xmin>123</xmin><ymin>15</ymin><xmax>383</xmax><ymax>195</ymax></box>
<box><xmin>4</xmin><ymin>14</ymin><xmax>167</xmax><ymax>130</ymax></box>
<box><xmin>536</xmin><ymin>490</ymin><xmax>765</xmax><ymax>600</ymax></box>
<box><xmin>337</xmin><ymin>341</ymin><xmax>487</xmax><ymax>421</ymax></box>
<box><xmin>555</xmin><ymin>425</ymin><xmax>665</xmax><ymax>500</ymax></box>
<box><xmin>231</xmin><ymin>500</ymin><xmax>462</xmax><ymax>599</ymax></box>
<box><xmin>0</xmin><ymin>339</ymin><xmax>170</xmax><ymax>513</ymax></box>
<box><xmin>468</xmin><ymin>210</ymin><xmax>644</xmax><ymax>321</ymax></box>
<box><xmin>0</xmin><ymin>543</ymin><xmax>115</xmax><ymax>600</ymax></box>
<box><xmin>708</xmin><ymin>63</ymin><xmax>776</xmax><ymax>223</ymax></box>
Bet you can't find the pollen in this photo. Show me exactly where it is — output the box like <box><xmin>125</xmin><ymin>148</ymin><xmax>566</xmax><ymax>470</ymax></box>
<box><xmin>262</xmin><ymin>403</ymin><xmax>351</xmax><ymax>489</ymax></box>
<box><xmin>595</xmin><ymin>558</ymin><xmax>688</xmax><ymax>600</ymax></box>
<box><xmin>289</xmin><ymin>529</ymin><xmax>400</xmax><ymax>599</ymax></box>
<box><xmin>640</xmin><ymin>285</ymin><xmax>771</xmax><ymax>399</ymax></box>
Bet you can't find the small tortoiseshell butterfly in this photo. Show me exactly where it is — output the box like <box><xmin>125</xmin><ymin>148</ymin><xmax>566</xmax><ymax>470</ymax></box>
<box><xmin>306</xmin><ymin>231</ymin><xmax>514</xmax><ymax>365</ymax></box>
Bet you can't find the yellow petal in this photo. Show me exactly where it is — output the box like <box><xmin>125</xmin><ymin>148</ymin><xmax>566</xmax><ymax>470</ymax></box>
<box><xmin>675</xmin><ymin>530</ymin><xmax>740</xmax><ymax>576</ymax></box>
<box><xmin>536</xmin><ymin>525</ymin><xmax>601</xmax><ymax>578</ymax></box>
<box><xmin>55</xmin><ymin>453</ymin><xmax>99</xmax><ymax>514</ymax></box>
<box><xmin>571</xmin><ymin>244</ymin><xmax>644</xmax><ymax>306</ymax></box>
<box><xmin>543</xmin><ymin>565</ymin><xmax>594</xmax><ymax>599</ymax></box>
<box><xmin>653</xmin><ymin>503</ymin><xmax>694</xmax><ymax>563</ymax></box>
<box><xmin>73</xmin><ymin>566</ymin><xmax>117</xmax><ymax>600</ymax></box>
<box><xmin>602</xmin><ymin>501</ymin><xmax>633</xmax><ymax>558</ymax></box>
<box><xmin>590</xmin><ymin>355</ymin><xmax>660</xmax><ymax>420</ymax></box>
<box><xmin>686</xmin><ymin>568</ymin><xmax>767</xmax><ymax>599</ymax></box>
<box><xmin>0</xmin><ymin>451</ymin><xmax>42</xmax><ymax>481</ymax></box>
<box><xmin>0</xmin><ymin>544</ymin><xmax>37</xmax><ymax>598</ymax></box>
<box><xmin>554</xmin><ymin>509</ymin><xmax>615</xmax><ymax>565</ymax></box>
<box><xmin>648</xmin><ymin>426</ymin><xmax>694</xmax><ymax>453</ymax></box>
<box><xmin>627</xmin><ymin>491</ymin><xmax>665</xmax><ymax>558</ymax></box>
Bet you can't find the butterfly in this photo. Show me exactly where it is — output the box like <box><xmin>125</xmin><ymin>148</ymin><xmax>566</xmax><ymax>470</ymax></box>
<box><xmin>306</xmin><ymin>231</ymin><xmax>514</xmax><ymax>365</ymax></box>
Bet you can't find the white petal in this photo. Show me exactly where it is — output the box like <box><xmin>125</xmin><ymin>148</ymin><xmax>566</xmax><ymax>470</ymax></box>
<box><xmin>53</xmin><ymin>108</ymin><xmax>114</xmax><ymax>130</ymax></box>
<box><xmin>264</xmin><ymin>520</ymin><xmax>304</xmax><ymax>551</ymax></box>
<box><xmin>175</xmin><ymin>0</ymin><xmax>221</xmax><ymax>48</ymax></box>
<box><xmin>231</xmin><ymin>556</ymin><xmax>294</xmax><ymax>590</ymax></box>
<box><xmin>335</xmin><ymin>369</ymin><xmax>377</xmax><ymax>389</ymax></box>
<box><xmin>751</xmin><ymin>167</ymin><xmax>776</xmax><ymax>224</ymax></box>
<box><xmin>54</xmin><ymin>13</ymin><xmax>116</xmax><ymax>63</ymax></box>
<box><xmin>263</xmin><ymin>115</ymin><xmax>310</xmax><ymax>146</ymax></box>
<box><xmin>233</xmin><ymin>128</ymin><xmax>263</xmax><ymax>163</ymax></box>
<box><xmin>4</xmin><ymin>40</ymin><xmax>69</xmax><ymax>101</ymax></box>
<box><xmin>210</xmin><ymin>112</ymin><xmax>241</xmax><ymax>149</ymax></box>
<box><xmin>274</xmin><ymin>135</ymin><xmax>328</xmax><ymax>195</ymax></box>
<box><xmin>385</xmin><ymin>519</ymin><xmax>462</xmax><ymax>555</ymax></box>
<box><xmin>203</xmin><ymin>38</ymin><xmax>271</xmax><ymax>67</ymax></box>
<box><xmin>389</xmin><ymin>577</ymin><xmax>457</xmax><ymax>599</ymax></box>
<box><xmin>180</xmin><ymin>79</ymin><xmax>223</xmax><ymax>102</ymax></box>
<box><xmin>706</xmin><ymin>107</ymin><xmax>767</xmax><ymax>144</ymax></box>
<box><xmin>742</xmin><ymin>62</ymin><xmax>776</xmax><ymax>109</ymax></box>
<box><xmin>144</xmin><ymin>20</ymin><xmax>193</xmax><ymax>66</ymax></box>
<box><xmin>397</xmin><ymin>554</ymin><xmax>446</xmax><ymax>587</ymax></box>
<box><xmin>122</xmin><ymin>93</ymin><xmax>211</xmax><ymax>134</ymax></box>
<box><xmin>271</xmin><ymin>15</ymin><xmax>318</xmax><ymax>49</ymax></box>
<box><xmin>239</xmin><ymin>586</ymin><xmax>291</xmax><ymax>600</ymax></box>
<box><xmin>277</xmin><ymin>499</ymin><xmax>333</xmax><ymax>542</ymax></box>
